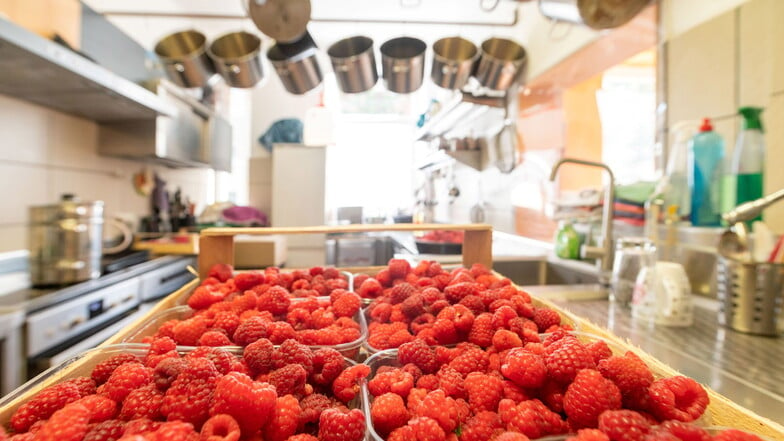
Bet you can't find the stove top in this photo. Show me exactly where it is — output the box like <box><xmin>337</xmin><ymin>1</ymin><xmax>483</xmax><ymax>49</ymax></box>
<box><xmin>101</xmin><ymin>250</ymin><xmax>151</xmax><ymax>275</ymax></box>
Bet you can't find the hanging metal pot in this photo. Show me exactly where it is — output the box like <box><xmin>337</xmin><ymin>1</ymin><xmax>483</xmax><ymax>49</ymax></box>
<box><xmin>431</xmin><ymin>36</ymin><xmax>479</xmax><ymax>90</ymax></box>
<box><xmin>328</xmin><ymin>36</ymin><xmax>378</xmax><ymax>94</ymax></box>
<box><xmin>154</xmin><ymin>30</ymin><xmax>216</xmax><ymax>89</ymax></box>
<box><xmin>207</xmin><ymin>31</ymin><xmax>264</xmax><ymax>89</ymax></box>
<box><xmin>267</xmin><ymin>33</ymin><xmax>323</xmax><ymax>95</ymax></box>
<box><xmin>474</xmin><ymin>37</ymin><xmax>527</xmax><ymax>91</ymax></box>
<box><xmin>538</xmin><ymin>0</ymin><xmax>651</xmax><ymax>30</ymax></box>
<box><xmin>248</xmin><ymin>0</ymin><xmax>311</xmax><ymax>43</ymax></box>
<box><xmin>380</xmin><ymin>36</ymin><xmax>427</xmax><ymax>94</ymax></box>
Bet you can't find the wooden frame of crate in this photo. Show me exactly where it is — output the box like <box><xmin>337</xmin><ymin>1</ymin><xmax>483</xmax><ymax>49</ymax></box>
<box><xmin>1</xmin><ymin>223</ymin><xmax>782</xmax><ymax>439</ymax></box>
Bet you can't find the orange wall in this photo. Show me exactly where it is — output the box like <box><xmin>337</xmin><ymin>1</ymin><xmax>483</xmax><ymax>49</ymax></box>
<box><xmin>560</xmin><ymin>74</ymin><xmax>605</xmax><ymax>191</ymax></box>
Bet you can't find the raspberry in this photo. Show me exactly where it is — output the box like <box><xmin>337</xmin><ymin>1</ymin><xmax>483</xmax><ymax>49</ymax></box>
<box><xmin>460</xmin><ymin>411</ymin><xmax>503</xmax><ymax>441</ymax></box>
<box><xmin>500</xmin><ymin>399</ymin><xmax>567</xmax><ymax>439</ymax></box>
<box><xmin>502</xmin><ymin>380</ymin><xmax>532</xmax><ymax>403</ymax></box>
<box><xmin>231</xmin><ymin>290</ymin><xmax>259</xmax><ymax>313</ymax></box>
<box><xmin>199</xmin><ymin>330</ymin><xmax>233</xmax><ymax>347</ymax></box>
<box><xmin>448</xmin><ymin>347</ymin><xmax>489</xmax><ymax>377</ymax></box>
<box><xmin>492</xmin><ymin>329</ymin><xmax>523</xmax><ymax>351</ymax></box>
<box><xmin>587</xmin><ymin>340</ymin><xmax>614</xmax><ymax>363</ymax></box>
<box><xmin>318</xmin><ymin>408</ymin><xmax>365</xmax><ymax>441</ymax></box>
<box><xmin>149</xmin><ymin>420</ymin><xmax>200</xmax><ymax>440</ymax></box>
<box><xmin>332</xmin><ymin>291</ymin><xmax>362</xmax><ymax>318</ymax></box>
<box><xmin>232</xmin><ymin>316</ymin><xmax>269</xmax><ymax>346</ymax></box>
<box><xmin>122</xmin><ymin>418</ymin><xmax>160</xmax><ymax>436</ymax></box>
<box><xmin>256</xmin><ymin>286</ymin><xmax>292</xmax><ymax>315</ymax></box>
<box><xmin>272</xmin><ymin>340</ymin><xmax>314</xmax><ymax>374</ymax></box>
<box><xmin>388</xmin><ymin>259</ymin><xmax>412</xmax><ymax>279</ymax></box>
<box><xmin>269</xmin><ymin>364</ymin><xmax>308</xmax><ymax>396</ymax></box>
<box><xmin>712</xmin><ymin>430</ymin><xmax>766</xmax><ymax>441</ymax></box>
<box><xmin>332</xmin><ymin>364</ymin><xmax>371</xmax><ymax>403</ymax></box>
<box><xmin>161</xmin><ymin>358</ymin><xmax>219</xmax><ymax>429</ymax></box>
<box><xmin>243</xmin><ymin>338</ymin><xmax>275</xmax><ymax>375</ymax></box>
<box><xmin>392</xmin><ymin>417</ymin><xmax>446</xmax><ymax>441</ymax></box>
<box><xmin>153</xmin><ymin>357</ymin><xmax>188</xmax><ymax>391</ymax></box>
<box><xmin>370</xmin><ymin>392</ymin><xmax>408</xmax><ymax>436</ymax></box>
<box><xmin>598</xmin><ymin>352</ymin><xmax>654</xmax><ymax>396</ymax></box>
<box><xmin>464</xmin><ymin>372</ymin><xmax>504</xmax><ymax>413</ymax></box>
<box><xmin>210</xmin><ymin>371</ymin><xmax>276</xmax><ymax>435</ymax></box>
<box><xmin>397</xmin><ymin>340</ymin><xmax>438</xmax><ymax>375</ymax></box>
<box><xmin>64</xmin><ymin>377</ymin><xmax>97</xmax><ymax>397</ymax></box>
<box><xmin>444</xmin><ymin>282</ymin><xmax>482</xmax><ymax>303</ymax></box>
<box><xmin>568</xmin><ymin>429</ymin><xmax>611</xmax><ymax>441</ymax></box>
<box><xmin>501</xmin><ymin>348</ymin><xmax>546</xmax><ymax>389</ymax></box>
<box><xmin>358</xmin><ymin>278</ymin><xmax>384</xmax><ymax>298</ymax></box>
<box><xmin>412</xmin><ymin>389</ymin><xmax>459</xmax><ymax>433</ymax></box>
<box><xmin>188</xmin><ymin>285</ymin><xmax>226</xmax><ymax>310</ymax></box>
<box><xmin>545</xmin><ymin>338</ymin><xmax>596</xmax><ymax>384</ymax></box>
<box><xmin>495</xmin><ymin>431</ymin><xmax>532</xmax><ymax>441</ymax></box>
<box><xmin>120</xmin><ymin>384</ymin><xmax>163</xmax><ymax>420</ymax></box>
<box><xmin>563</xmin><ymin>369</ymin><xmax>622</xmax><ymax>429</ymax></box>
<box><xmin>92</xmin><ymin>353</ymin><xmax>139</xmax><ymax>385</ymax></box>
<box><xmin>172</xmin><ymin>317</ymin><xmax>209</xmax><ymax>346</ymax></box>
<box><xmin>34</xmin><ymin>402</ymin><xmax>90</xmax><ymax>441</ymax></box>
<box><xmin>267</xmin><ymin>321</ymin><xmax>298</xmax><ymax>345</ymax></box>
<box><xmin>298</xmin><ymin>393</ymin><xmax>333</xmax><ymax>429</ymax></box>
<box><xmin>288</xmin><ymin>435</ymin><xmax>319</xmax><ymax>441</ymax></box>
<box><xmin>389</xmin><ymin>283</ymin><xmax>416</xmax><ymax>304</ymax></box>
<box><xmin>432</xmin><ymin>319</ymin><xmax>458</xmax><ymax>345</ymax></box>
<box><xmin>436</xmin><ymin>366</ymin><xmax>466</xmax><ymax>400</ymax></box>
<box><xmin>265</xmin><ymin>395</ymin><xmax>302</xmax><ymax>441</ymax></box>
<box><xmin>200</xmin><ymin>413</ymin><xmax>241</xmax><ymax>441</ymax></box>
<box><xmin>658</xmin><ymin>421</ymin><xmax>711</xmax><ymax>441</ymax></box>
<box><xmin>492</xmin><ymin>305</ymin><xmax>519</xmax><ymax>330</ymax></box>
<box><xmin>415</xmin><ymin>374</ymin><xmax>439</xmax><ymax>390</ymax></box>
<box><xmin>310</xmin><ymin>348</ymin><xmax>345</xmax><ymax>386</ymax></box>
<box><xmin>208</xmin><ymin>263</ymin><xmax>233</xmax><ymax>282</ymax></box>
<box><xmin>532</xmin><ymin>308</ymin><xmax>561</xmax><ymax>332</ymax></box>
<box><xmin>647</xmin><ymin>376</ymin><xmax>709</xmax><ymax>422</ymax></box>
<box><xmin>235</xmin><ymin>271</ymin><xmax>266</xmax><ymax>291</ymax></box>
<box><xmin>458</xmin><ymin>295</ymin><xmax>486</xmax><ymax>315</ymax></box>
<box><xmin>598</xmin><ymin>410</ymin><xmax>651</xmax><ymax>441</ymax></box>
<box><xmin>540</xmin><ymin>379</ymin><xmax>566</xmax><ymax>413</ymax></box>
<box><xmin>98</xmin><ymin>362</ymin><xmax>154</xmax><ymax>403</ymax></box>
<box><xmin>148</xmin><ymin>337</ymin><xmax>178</xmax><ymax>356</ymax></box>
<box><xmin>83</xmin><ymin>419</ymin><xmax>126</xmax><ymax>441</ymax></box>
<box><xmin>368</xmin><ymin>369</ymin><xmax>414</xmax><ymax>398</ymax></box>
<box><xmin>468</xmin><ymin>313</ymin><xmax>494</xmax><ymax>347</ymax></box>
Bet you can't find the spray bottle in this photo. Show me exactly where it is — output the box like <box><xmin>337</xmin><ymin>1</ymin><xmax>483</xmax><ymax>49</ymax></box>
<box><xmin>723</xmin><ymin>107</ymin><xmax>765</xmax><ymax>223</ymax></box>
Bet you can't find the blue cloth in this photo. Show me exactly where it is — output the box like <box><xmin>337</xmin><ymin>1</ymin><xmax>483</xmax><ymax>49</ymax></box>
<box><xmin>258</xmin><ymin>118</ymin><xmax>303</xmax><ymax>152</ymax></box>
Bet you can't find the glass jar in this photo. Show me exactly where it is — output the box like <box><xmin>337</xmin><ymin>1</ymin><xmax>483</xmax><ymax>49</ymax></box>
<box><xmin>611</xmin><ymin>237</ymin><xmax>657</xmax><ymax>305</ymax></box>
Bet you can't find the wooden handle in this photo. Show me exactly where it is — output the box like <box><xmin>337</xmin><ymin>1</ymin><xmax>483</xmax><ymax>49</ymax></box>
<box><xmin>198</xmin><ymin>223</ymin><xmax>493</xmax><ymax>278</ymax></box>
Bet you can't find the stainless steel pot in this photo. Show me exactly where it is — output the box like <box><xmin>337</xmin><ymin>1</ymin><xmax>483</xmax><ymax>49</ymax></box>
<box><xmin>538</xmin><ymin>0</ymin><xmax>651</xmax><ymax>30</ymax></box>
<box><xmin>28</xmin><ymin>195</ymin><xmax>133</xmax><ymax>287</ymax></box>
<box><xmin>380</xmin><ymin>37</ymin><xmax>427</xmax><ymax>94</ymax></box>
<box><xmin>327</xmin><ymin>36</ymin><xmax>378</xmax><ymax>94</ymax></box>
<box><xmin>267</xmin><ymin>41</ymin><xmax>323</xmax><ymax>95</ymax></box>
<box><xmin>154</xmin><ymin>30</ymin><xmax>216</xmax><ymax>89</ymax></box>
<box><xmin>474</xmin><ymin>37</ymin><xmax>527</xmax><ymax>91</ymax></box>
<box><xmin>207</xmin><ymin>31</ymin><xmax>264</xmax><ymax>89</ymax></box>
<box><xmin>431</xmin><ymin>36</ymin><xmax>479</xmax><ymax>90</ymax></box>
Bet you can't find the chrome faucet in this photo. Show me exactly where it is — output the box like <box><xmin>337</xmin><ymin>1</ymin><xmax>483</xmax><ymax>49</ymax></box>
<box><xmin>550</xmin><ymin>158</ymin><xmax>616</xmax><ymax>284</ymax></box>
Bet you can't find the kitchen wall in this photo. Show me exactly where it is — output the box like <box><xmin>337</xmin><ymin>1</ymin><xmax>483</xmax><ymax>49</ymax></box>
<box><xmin>0</xmin><ymin>94</ymin><xmax>218</xmax><ymax>253</ymax></box>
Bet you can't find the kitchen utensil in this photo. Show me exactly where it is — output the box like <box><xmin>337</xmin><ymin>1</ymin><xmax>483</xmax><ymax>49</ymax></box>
<box><xmin>247</xmin><ymin>0</ymin><xmax>311</xmax><ymax>44</ymax></box>
<box><xmin>474</xmin><ymin>37</ymin><xmax>527</xmax><ymax>91</ymax></box>
<box><xmin>154</xmin><ymin>30</ymin><xmax>216</xmax><ymax>89</ymax></box>
<box><xmin>431</xmin><ymin>36</ymin><xmax>479</xmax><ymax>90</ymax></box>
<box><xmin>632</xmin><ymin>261</ymin><xmax>693</xmax><ymax>327</ymax></box>
<box><xmin>267</xmin><ymin>41</ymin><xmax>323</xmax><ymax>95</ymax></box>
<box><xmin>717</xmin><ymin>257</ymin><xmax>784</xmax><ymax>336</ymax></box>
<box><xmin>769</xmin><ymin>235</ymin><xmax>784</xmax><ymax>263</ymax></box>
<box><xmin>28</xmin><ymin>195</ymin><xmax>133</xmax><ymax>286</ymax></box>
<box><xmin>493</xmin><ymin>98</ymin><xmax>518</xmax><ymax>173</ymax></box>
<box><xmin>752</xmin><ymin>221</ymin><xmax>776</xmax><ymax>263</ymax></box>
<box><xmin>610</xmin><ymin>237</ymin><xmax>656</xmax><ymax>305</ymax></box>
<box><xmin>470</xmin><ymin>178</ymin><xmax>486</xmax><ymax>223</ymax></box>
<box><xmin>380</xmin><ymin>36</ymin><xmax>427</xmax><ymax>94</ymax></box>
<box><xmin>722</xmin><ymin>187</ymin><xmax>784</xmax><ymax>226</ymax></box>
<box><xmin>718</xmin><ymin>223</ymin><xmax>752</xmax><ymax>262</ymax></box>
<box><xmin>538</xmin><ymin>0</ymin><xmax>651</xmax><ymax>30</ymax></box>
<box><xmin>207</xmin><ymin>30</ymin><xmax>264</xmax><ymax>89</ymax></box>
<box><xmin>327</xmin><ymin>36</ymin><xmax>378</xmax><ymax>94</ymax></box>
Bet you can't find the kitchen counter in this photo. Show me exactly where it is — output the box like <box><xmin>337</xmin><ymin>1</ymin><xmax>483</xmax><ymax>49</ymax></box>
<box><xmin>392</xmin><ymin>229</ymin><xmax>553</xmax><ymax>263</ymax></box>
<box><xmin>525</xmin><ymin>287</ymin><xmax>784</xmax><ymax>423</ymax></box>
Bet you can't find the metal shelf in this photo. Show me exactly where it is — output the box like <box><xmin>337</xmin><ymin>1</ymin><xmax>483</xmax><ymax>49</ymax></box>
<box><xmin>0</xmin><ymin>18</ymin><xmax>175</xmax><ymax>122</ymax></box>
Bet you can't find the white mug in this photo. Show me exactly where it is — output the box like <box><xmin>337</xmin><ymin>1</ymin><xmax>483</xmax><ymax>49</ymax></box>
<box><xmin>632</xmin><ymin>262</ymin><xmax>693</xmax><ymax>327</ymax></box>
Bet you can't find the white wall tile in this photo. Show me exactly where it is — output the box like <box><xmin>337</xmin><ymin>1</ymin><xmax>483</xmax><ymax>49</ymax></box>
<box><xmin>0</xmin><ymin>164</ymin><xmax>49</xmax><ymax>225</ymax></box>
<box><xmin>0</xmin><ymin>226</ymin><xmax>29</xmax><ymax>253</ymax></box>
<box><xmin>763</xmin><ymin>94</ymin><xmax>784</xmax><ymax>233</ymax></box>
<box><xmin>0</xmin><ymin>95</ymin><xmax>50</xmax><ymax>164</ymax></box>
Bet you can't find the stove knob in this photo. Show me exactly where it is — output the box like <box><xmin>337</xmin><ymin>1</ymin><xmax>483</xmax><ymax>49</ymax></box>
<box><xmin>68</xmin><ymin>317</ymin><xmax>85</xmax><ymax>329</ymax></box>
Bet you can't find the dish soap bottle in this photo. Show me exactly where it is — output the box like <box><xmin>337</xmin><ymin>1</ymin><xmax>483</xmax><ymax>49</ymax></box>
<box><xmin>724</xmin><ymin>107</ymin><xmax>765</xmax><ymax>223</ymax></box>
<box><xmin>555</xmin><ymin>220</ymin><xmax>580</xmax><ymax>260</ymax></box>
<box><xmin>688</xmin><ymin>118</ymin><xmax>725</xmax><ymax>226</ymax></box>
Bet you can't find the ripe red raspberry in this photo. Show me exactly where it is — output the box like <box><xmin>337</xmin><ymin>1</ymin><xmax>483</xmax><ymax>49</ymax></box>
<box><xmin>358</xmin><ymin>278</ymin><xmax>384</xmax><ymax>298</ymax></box>
<box><xmin>98</xmin><ymin>362</ymin><xmax>154</xmax><ymax>403</ymax></box>
<box><xmin>492</xmin><ymin>305</ymin><xmax>519</xmax><ymax>330</ymax></box>
<box><xmin>72</xmin><ymin>395</ymin><xmax>117</xmax><ymax>423</ymax></box>
<box><xmin>34</xmin><ymin>402</ymin><xmax>90</xmax><ymax>441</ymax></box>
<box><xmin>597</xmin><ymin>410</ymin><xmax>652</xmax><ymax>441</ymax></box>
<box><xmin>647</xmin><ymin>376</ymin><xmax>709</xmax><ymax>422</ymax></box>
<box><xmin>199</xmin><ymin>330</ymin><xmax>233</xmax><ymax>347</ymax></box>
<box><xmin>492</xmin><ymin>329</ymin><xmax>523</xmax><ymax>351</ymax></box>
<box><xmin>495</xmin><ymin>431</ymin><xmax>532</xmax><ymax>441</ymax></box>
<box><xmin>501</xmin><ymin>348</ymin><xmax>546</xmax><ymax>389</ymax></box>
<box><xmin>411</xmin><ymin>389</ymin><xmax>459</xmax><ymax>433</ymax></box>
<box><xmin>265</xmin><ymin>395</ymin><xmax>302</xmax><ymax>441</ymax></box>
<box><xmin>545</xmin><ymin>338</ymin><xmax>597</xmax><ymax>384</ymax></box>
<box><xmin>468</xmin><ymin>313</ymin><xmax>494</xmax><ymax>347</ymax></box>
<box><xmin>432</xmin><ymin>318</ymin><xmax>458</xmax><ymax>345</ymax></box>
<box><xmin>368</xmin><ymin>369</ymin><xmax>414</xmax><ymax>398</ymax></box>
<box><xmin>598</xmin><ymin>352</ymin><xmax>654</xmax><ymax>396</ymax></box>
<box><xmin>540</xmin><ymin>379</ymin><xmax>566</xmax><ymax>413</ymax></box>
<box><xmin>318</xmin><ymin>408</ymin><xmax>365</xmax><ymax>441</ymax></box>
<box><xmin>458</xmin><ymin>295</ymin><xmax>486</xmax><ymax>315</ymax></box>
<box><xmin>563</xmin><ymin>369</ymin><xmax>622</xmax><ymax>428</ymax></box>
<box><xmin>62</xmin><ymin>377</ymin><xmax>97</xmax><ymax>398</ymax></box>
<box><xmin>310</xmin><ymin>348</ymin><xmax>345</xmax><ymax>385</ymax></box>
<box><xmin>288</xmin><ymin>435</ymin><xmax>319</xmax><ymax>441</ymax></box>
<box><xmin>464</xmin><ymin>372</ymin><xmax>504</xmax><ymax>413</ymax></box>
<box><xmin>272</xmin><ymin>339</ymin><xmax>314</xmax><ymax>374</ymax></box>
<box><xmin>298</xmin><ymin>393</ymin><xmax>334</xmax><ymax>429</ymax></box>
<box><xmin>210</xmin><ymin>371</ymin><xmax>276</xmax><ymax>436</ymax></box>
<box><xmin>388</xmin><ymin>417</ymin><xmax>446</xmax><ymax>441</ymax></box>
<box><xmin>331</xmin><ymin>291</ymin><xmax>362</xmax><ymax>318</ymax></box>
<box><xmin>92</xmin><ymin>353</ymin><xmax>138</xmax><ymax>385</ymax></box>
<box><xmin>267</xmin><ymin>321</ymin><xmax>298</xmax><ymax>345</ymax></box>
<box><xmin>389</xmin><ymin>283</ymin><xmax>416</xmax><ymax>304</ymax></box>
<box><xmin>398</xmin><ymin>340</ymin><xmax>438</xmax><ymax>374</ymax></box>
<box><xmin>586</xmin><ymin>340</ymin><xmax>614</xmax><ymax>364</ymax></box>
<box><xmin>712</xmin><ymin>430</ymin><xmax>767</xmax><ymax>441</ymax></box>
<box><xmin>200</xmin><ymin>413</ymin><xmax>241</xmax><ymax>441</ymax></box>
<box><xmin>533</xmin><ymin>308</ymin><xmax>562</xmax><ymax>332</ymax></box>
<box><xmin>186</xmin><ymin>347</ymin><xmax>240</xmax><ymax>376</ymax></box>
<box><xmin>333</xmin><ymin>364</ymin><xmax>371</xmax><ymax>403</ymax></box>
<box><xmin>500</xmin><ymin>399</ymin><xmax>566</xmax><ymax>439</ymax></box>
<box><xmin>257</xmin><ymin>286</ymin><xmax>291</xmax><ymax>315</ymax></box>
<box><xmin>208</xmin><ymin>263</ymin><xmax>234</xmax><ymax>282</ymax></box>
<box><xmin>269</xmin><ymin>364</ymin><xmax>308</xmax><ymax>396</ymax></box>
<box><xmin>448</xmin><ymin>347</ymin><xmax>489</xmax><ymax>377</ymax></box>
<box><xmin>436</xmin><ymin>366</ymin><xmax>466</xmax><ymax>400</ymax></box>
<box><xmin>235</xmin><ymin>271</ymin><xmax>266</xmax><ymax>290</ymax></box>
<box><xmin>232</xmin><ymin>290</ymin><xmax>259</xmax><ymax>313</ymax></box>
<box><xmin>188</xmin><ymin>285</ymin><xmax>225</xmax><ymax>310</ymax></box>
<box><xmin>460</xmin><ymin>411</ymin><xmax>503</xmax><ymax>441</ymax></box>
<box><xmin>444</xmin><ymin>282</ymin><xmax>482</xmax><ymax>303</ymax></box>
<box><xmin>233</xmin><ymin>315</ymin><xmax>271</xmax><ymax>346</ymax></box>
<box><xmin>83</xmin><ymin>419</ymin><xmax>126</xmax><ymax>441</ymax></box>
<box><xmin>415</xmin><ymin>374</ymin><xmax>439</xmax><ymax>390</ymax></box>
<box><xmin>568</xmin><ymin>429</ymin><xmax>611</xmax><ymax>441</ymax></box>
<box><xmin>502</xmin><ymin>380</ymin><xmax>532</xmax><ymax>403</ymax></box>
<box><xmin>153</xmin><ymin>357</ymin><xmax>188</xmax><ymax>391</ymax></box>
<box><xmin>658</xmin><ymin>421</ymin><xmax>711</xmax><ymax>441</ymax></box>
<box><xmin>119</xmin><ymin>384</ymin><xmax>163</xmax><ymax>420</ymax></box>
<box><xmin>122</xmin><ymin>417</ymin><xmax>160</xmax><ymax>436</ymax></box>
<box><xmin>371</xmin><ymin>392</ymin><xmax>409</xmax><ymax>436</ymax></box>
<box><xmin>242</xmin><ymin>338</ymin><xmax>274</xmax><ymax>376</ymax></box>
<box><xmin>149</xmin><ymin>420</ymin><xmax>200</xmax><ymax>440</ymax></box>
<box><xmin>172</xmin><ymin>317</ymin><xmax>209</xmax><ymax>346</ymax></box>
<box><xmin>388</xmin><ymin>259</ymin><xmax>412</xmax><ymax>280</ymax></box>
<box><xmin>161</xmin><ymin>358</ymin><xmax>219</xmax><ymax>429</ymax></box>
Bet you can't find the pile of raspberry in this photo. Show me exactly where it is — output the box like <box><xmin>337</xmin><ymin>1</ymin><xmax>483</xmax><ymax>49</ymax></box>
<box><xmin>358</xmin><ymin>259</ymin><xmax>573</xmax><ymax>351</ymax></box>
<box><xmin>366</xmin><ymin>331</ymin><xmax>715</xmax><ymax>441</ymax></box>
<box><xmin>207</xmin><ymin>264</ymin><xmax>350</xmax><ymax>298</ymax></box>
<box><xmin>145</xmin><ymin>265</ymin><xmax>364</xmax><ymax>350</ymax></box>
<box><xmin>2</xmin><ymin>337</ymin><xmax>369</xmax><ymax>441</ymax></box>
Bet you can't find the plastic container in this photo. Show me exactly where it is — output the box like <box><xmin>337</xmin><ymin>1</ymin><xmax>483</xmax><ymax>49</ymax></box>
<box><xmin>688</xmin><ymin>118</ymin><xmax>725</xmax><ymax>227</ymax></box>
<box><xmin>122</xmin><ymin>303</ymin><xmax>368</xmax><ymax>360</ymax></box>
<box><xmin>723</xmin><ymin>107</ymin><xmax>765</xmax><ymax>224</ymax></box>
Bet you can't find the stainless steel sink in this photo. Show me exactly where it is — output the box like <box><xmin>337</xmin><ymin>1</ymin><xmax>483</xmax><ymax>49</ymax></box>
<box><xmin>493</xmin><ymin>258</ymin><xmax>608</xmax><ymax>301</ymax></box>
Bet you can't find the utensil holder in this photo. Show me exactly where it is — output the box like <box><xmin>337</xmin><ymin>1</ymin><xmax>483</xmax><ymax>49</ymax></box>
<box><xmin>717</xmin><ymin>257</ymin><xmax>784</xmax><ymax>336</ymax></box>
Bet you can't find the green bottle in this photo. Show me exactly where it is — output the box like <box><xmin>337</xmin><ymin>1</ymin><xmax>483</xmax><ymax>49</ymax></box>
<box><xmin>721</xmin><ymin>107</ymin><xmax>765</xmax><ymax>224</ymax></box>
<box><xmin>555</xmin><ymin>221</ymin><xmax>580</xmax><ymax>260</ymax></box>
